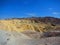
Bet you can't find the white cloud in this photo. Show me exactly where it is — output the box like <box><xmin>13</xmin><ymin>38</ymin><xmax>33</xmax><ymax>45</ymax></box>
<box><xmin>52</xmin><ymin>12</ymin><xmax>60</xmax><ymax>15</ymax></box>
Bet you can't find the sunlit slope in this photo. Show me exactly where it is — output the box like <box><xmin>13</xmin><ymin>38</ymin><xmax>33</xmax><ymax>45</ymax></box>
<box><xmin>0</xmin><ymin>19</ymin><xmax>53</xmax><ymax>33</ymax></box>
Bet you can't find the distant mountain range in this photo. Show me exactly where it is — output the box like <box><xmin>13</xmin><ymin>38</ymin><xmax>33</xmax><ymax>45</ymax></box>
<box><xmin>5</xmin><ymin>17</ymin><xmax>60</xmax><ymax>24</ymax></box>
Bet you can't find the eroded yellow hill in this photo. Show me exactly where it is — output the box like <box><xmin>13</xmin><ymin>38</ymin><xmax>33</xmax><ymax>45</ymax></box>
<box><xmin>0</xmin><ymin>19</ymin><xmax>54</xmax><ymax>33</ymax></box>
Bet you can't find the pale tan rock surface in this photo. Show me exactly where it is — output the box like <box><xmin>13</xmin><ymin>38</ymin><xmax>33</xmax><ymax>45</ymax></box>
<box><xmin>0</xmin><ymin>30</ymin><xmax>60</xmax><ymax>45</ymax></box>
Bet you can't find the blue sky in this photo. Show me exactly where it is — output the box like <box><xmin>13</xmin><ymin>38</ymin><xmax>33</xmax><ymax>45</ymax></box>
<box><xmin>0</xmin><ymin>0</ymin><xmax>60</xmax><ymax>19</ymax></box>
